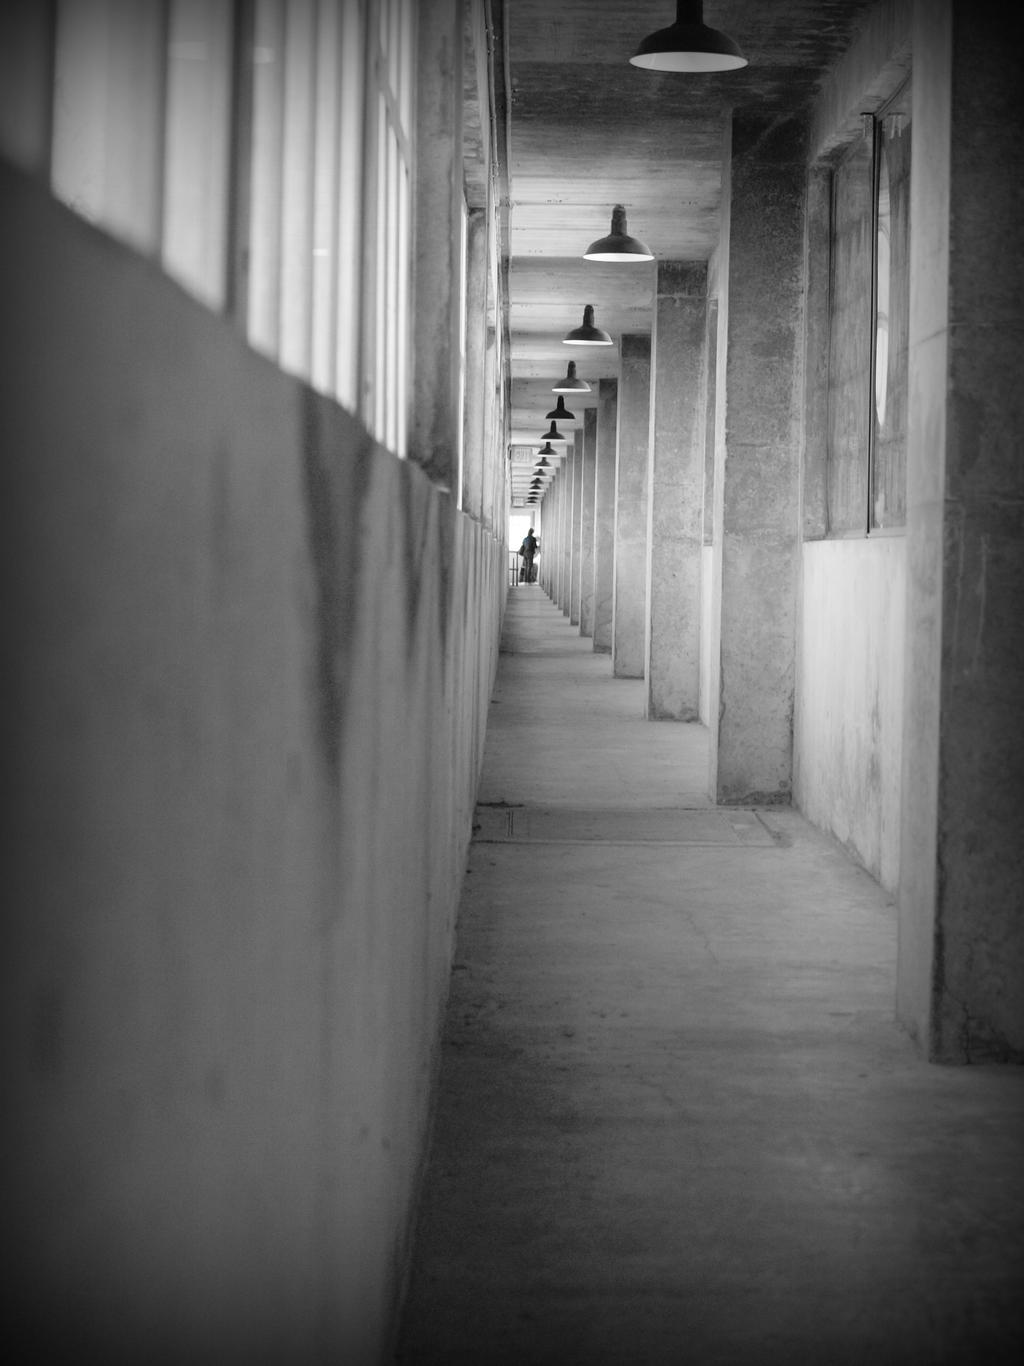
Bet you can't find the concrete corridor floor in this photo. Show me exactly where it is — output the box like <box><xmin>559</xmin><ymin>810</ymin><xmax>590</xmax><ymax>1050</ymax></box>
<box><xmin>395</xmin><ymin>586</ymin><xmax>1024</xmax><ymax>1366</ymax></box>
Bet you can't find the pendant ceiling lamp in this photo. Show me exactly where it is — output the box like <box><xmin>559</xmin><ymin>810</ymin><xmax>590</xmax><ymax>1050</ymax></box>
<box><xmin>552</xmin><ymin>361</ymin><xmax>592</xmax><ymax>393</ymax></box>
<box><xmin>546</xmin><ymin>395</ymin><xmax>576</xmax><ymax>422</ymax></box>
<box><xmin>541</xmin><ymin>420</ymin><xmax>567</xmax><ymax>443</ymax></box>
<box><xmin>584</xmin><ymin>205</ymin><xmax>653</xmax><ymax>262</ymax></box>
<box><xmin>537</xmin><ymin>441</ymin><xmax>557</xmax><ymax>457</ymax></box>
<box><xmin>535</xmin><ymin>455</ymin><xmax>551</xmax><ymax>468</ymax></box>
<box><xmin>563</xmin><ymin>305</ymin><xmax>613</xmax><ymax>346</ymax></box>
<box><xmin>629</xmin><ymin>1</ymin><xmax>747</xmax><ymax>72</ymax></box>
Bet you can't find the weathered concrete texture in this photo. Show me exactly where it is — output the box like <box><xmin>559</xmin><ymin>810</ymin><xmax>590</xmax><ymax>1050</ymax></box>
<box><xmin>700</xmin><ymin>544</ymin><xmax>715</xmax><ymax>726</ymax></box>
<box><xmin>578</xmin><ymin>408</ymin><xmax>597</xmax><ymax>637</ymax></box>
<box><xmin>569</xmin><ymin>439</ymin><xmax>583</xmax><ymax>625</ymax></box>
<box><xmin>795</xmin><ymin>539</ymin><xmax>905</xmax><ymax>892</ymax></box>
<box><xmin>592</xmin><ymin>379</ymin><xmax>617</xmax><ymax>653</ymax></box>
<box><xmin>412</xmin><ymin>0</ymin><xmax>464</xmax><ymax>487</ymax></box>
<box><xmin>0</xmin><ymin>166</ymin><xmax>503</xmax><ymax>1366</ymax></box>
<box><xmin>562</xmin><ymin>458</ymin><xmax>578</xmax><ymax>609</ymax></box>
<box><xmin>461</xmin><ymin>207</ymin><xmax>488</xmax><ymax>519</ymax></box>
<box><xmin>802</xmin><ymin>166</ymin><xmax>831</xmax><ymax>540</ymax></box>
<box><xmin>897</xmin><ymin>1</ymin><xmax>949</xmax><ymax>1053</ymax></box>
<box><xmin>711</xmin><ymin>118</ymin><xmax>806</xmax><ymax>803</ymax></box>
<box><xmin>398</xmin><ymin>589</ymin><xmax>1024</xmax><ymax>1366</ymax></box>
<box><xmin>645</xmin><ymin>262</ymin><xmax>707</xmax><ymax>720</ymax></box>
<box><xmin>612</xmin><ymin>335</ymin><xmax>651</xmax><ymax>679</ymax></box>
<box><xmin>900</xmin><ymin>1</ymin><xmax>1024</xmax><ymax>1062</ymax></box>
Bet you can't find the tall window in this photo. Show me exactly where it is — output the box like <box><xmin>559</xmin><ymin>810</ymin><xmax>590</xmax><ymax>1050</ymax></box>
<box><xmin>51</xmin><ymin>0</ymin><xmax>164</xmax><ymax>253</ymax></box>
<box><xmin>870</xmin><ymin>87</ymin><xmax>911</xmax><ymax>529</ymax></box>
<box><xmin>824</xmin><ymin>84</ymin><xmax>911</xmax><ymax>535</ymax></box>
<box><xmin>363</xmin><ymin>0</ymin><xmax>414</xmax><ymax>455</ymax></box>
<box><xmin>39</xmin><ymin>0</ymin><xmax>416</xmax><ymax>460</ymax></box>
<box><xmin>162</xmin><ymin>0</ymin><xmax>233</xmax><ymax>308</ymax></box>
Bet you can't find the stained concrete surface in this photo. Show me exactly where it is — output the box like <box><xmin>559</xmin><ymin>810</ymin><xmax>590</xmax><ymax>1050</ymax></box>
<box><xmin>396</xmin><ymin>586</ymin><xmax>1024</xmax><ymax>1366</ymax></box>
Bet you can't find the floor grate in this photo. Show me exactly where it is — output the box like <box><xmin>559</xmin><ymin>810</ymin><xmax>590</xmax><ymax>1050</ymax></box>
<box><xmin>472</xmin><ymin>806</ymin><xmax>779</xmax><ymax>847</ymax></box>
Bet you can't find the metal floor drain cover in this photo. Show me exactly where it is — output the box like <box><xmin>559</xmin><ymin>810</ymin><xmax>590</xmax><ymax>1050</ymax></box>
<box><xmin>473</xmin><ymin>806</ymin><xmax>776</xmax><ymax>846</ymax></box>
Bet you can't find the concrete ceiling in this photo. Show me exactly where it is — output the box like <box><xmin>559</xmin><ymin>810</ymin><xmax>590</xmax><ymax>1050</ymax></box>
<box><xmin>504</xmin><ymin>0</ymin><xmax>878</xmax><ymax>503</ymax></box>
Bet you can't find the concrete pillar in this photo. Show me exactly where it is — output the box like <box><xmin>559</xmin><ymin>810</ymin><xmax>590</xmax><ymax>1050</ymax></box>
<box><xmin>411</xmin><ymin>0</ymin><xmax>463</xmax><ymax>487</ymax></box>
<box><xmin>579</xmin><ymin>408</ymin><xmax>598</xmax><ymax>637</ymax></box>
<box><xmin>554</xmin><ymin>470</ymin><xmax>565</xmax><ymax>603</ymax></box>
<box><xmin>569</xmin><ymin>438</ymin><xmax>584</xmax><ymax>625</ymax></box>
<box><xmin>549</xmin><ymin>468</ymin><xmax>561</xmax><ymax>602</ymax></box>
<box><xmin>898</xmin><ymin>0</ymin><xmax>1024</xmax><ymax>1062</ymax></box>
<box><xmin>559</xmin><ymin>450</ymin><xmax>573</xmax><ymax>614</ymax></box>
<box><xmin>710</xmin><ymin>117</ymin><xmax>805</xmax><ymax>802</ymax></box>
<box><xmin>645</xmin><ymin>262</ymin><xmax>707</xmax><ymax>719</ymax></box>
<box><xmin>592</xmin><ymin>379</ymin><xmax>618</xmax><ymax>653</ymax></box>
<box><xmin>612</xmin><ymin>335</ymin><xmax>651</xmax><ymax>678</ymax></box>
<box><xmin>461</xmin><ymin>208</ymin><xmax>487</xmax><ymax>519</ymax></box>
<box><xmin>480</xmin><ymin>328</ymin><xmax>498</xmax><ymax>533</ymax></box>
<box><xmin>539</xmin><ymin>486</ymin><xmax>551</xmax><ymax>594</ymax></box>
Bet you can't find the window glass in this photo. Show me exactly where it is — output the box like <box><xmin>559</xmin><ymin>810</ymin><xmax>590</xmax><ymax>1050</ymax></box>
<box><xmin>311</xmin><ymin>0</ymin><xmax>342</xmax><ymax>393</ymax></box>
<box><xmin>162</xmin><ymin>0</ymin><xmax>233</xmax><ymax>308</ymax></box>
<box><xmin>871</xmin><ymin>85</ymin><xmax>911</xmax><ymax>530</ymax></box>
<box><xmin>277</xmin><ymin>0</ymin><xmax>316</xmax><ymax>379</ymax></box>
<box><xmin>51</xmin><ymin>0</ymin><xmax>163</xmax><ymax>252</ymax></box>
<box><xmin>334</xmin><ymin>0</ymin><xmax>366</xmax><ymax>409</ymax></box>
<box><xmin>246</xmin><ymin>2</ymin><xmax>285</xmax><ymax>359</ymax></box>
<box><xmin>0</xmin><ymin>0</ymin><xmax>52</xmax><ymax>172</ymax></box>
<box><xmin>362</xmin><ymin>0</ymin><xmax>414</xmax><ymax>454</ymax></box>
<box><xmin>826</xmin><ymin>124</ymin><xmax>873</xmax><ymax>535</ymax></box>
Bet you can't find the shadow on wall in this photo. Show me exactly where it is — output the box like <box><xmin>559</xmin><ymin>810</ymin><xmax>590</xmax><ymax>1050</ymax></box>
<box><xmin>0</xmin><ymin>161</ymin><xmax>504</xmax><ymax>1365</ymax></box>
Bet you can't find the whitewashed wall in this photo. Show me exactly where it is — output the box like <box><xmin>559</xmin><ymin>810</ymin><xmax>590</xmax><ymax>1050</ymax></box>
<box><xmin>794</xmin><ymin>537</ymin><xmax>906</xmax><ymax>890</ymax></box>
<box><xmin>700</xmin><ymin>545</ymin><xmax>715</xmax><ymax>729</ymax></box>
<box><xmin>1</xmin><ymin>166</ymin><xmax>503</xmax><ymax>1366</ymax></box>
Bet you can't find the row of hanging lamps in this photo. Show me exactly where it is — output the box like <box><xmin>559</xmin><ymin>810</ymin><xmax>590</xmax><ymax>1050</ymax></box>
<box><xmin>629</xmin><ymin>1</ymin><xmax>746</xmax><ymax>72</ymax></box>
<box><xmin>537</xmin><ymin>5</ymin><xmax>746</xmax><ymax>440</ymax></box>
<box><xmin>562</xmin><ymin>200</ymin><xmax>652</xmax><ymax>346</ymax></box>
<box><xmin>583</xmin><ymin>204</ymin><xmax>653</xmax><ymax>262</ymax></box>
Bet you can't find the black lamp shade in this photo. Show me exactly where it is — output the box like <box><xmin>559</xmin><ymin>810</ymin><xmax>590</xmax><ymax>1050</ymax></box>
<box><xmin>552</xmin><ymin>361</ymin><xmax>592</xmax><ymax>393</ymax></box>
<box><xmin>546</xmin><ymin>395</ymin><xmax>576</xmax><ymax>422</ymax></box>
<box><xmin>563</xmin><ymin>305</ymin><xmax>613</xmax><ymax>346</ymax></box>
<box><xmin>630</xmin><ymin>1</ymin><xmax>746</xmax><ymax>72</ymax></box>
<box><xmin>584</xmin><ymin>205</ymin><xmax>653</xmax><ymax>261</ymax></box>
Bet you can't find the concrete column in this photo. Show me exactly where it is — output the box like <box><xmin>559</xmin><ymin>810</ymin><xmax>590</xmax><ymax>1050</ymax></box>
<box><xmin>592</xmin><ymin>379</ymin><xmax>618</xmax><ymax>653</ymax></box>
<box><xmin>554</xmin><ymin>470</ymin><xmax>565</xmax><ymax>603</ymax></box>
<box><xmin>569</xmin><ymin>438</ymin><xmax>584</xmax><ymax>625</ymax></box>
<box><xmin>612</xmin><ymin>335</ymin><xmax>651</xmax><ymax>678</ymax></box>
<box><xmin>461</xmin><ymin>208</ymin><xmax>487</xmax><ymax>519</ymax></box>
<box><xmin>559</xmin><ymin>451</ymin><xmax>573</xmax><ymax>614</ymax></box>
<box><xmin>579</xmin><ymin>408</ymin><xmax>598</xmax><ymax>637</ymax></box>
<box><xmin>539</xmin><ymin>487</ymin><xmax>551</xmax><ymax>594</ymax></box>
<box><xmin>411</xmin><ymin>0</ymin><xmax>463</xmax><ymax>486</ymax></box>
<box><xmin>549</xmin><ymin>469</ymin><xmax>562</xmax><ymax>602</ymax></box>
<box><xmin>480</xmin><ymin>328</ymin><xmax>498</xmax><ymax>533</ymax></box>
<box><xmin>899</xmin><ymin>0</ymin><xmax>1024</xmax><ymax>1062</ymax></box>
<box><xmin>645</xmin><ymin>262</ymin><xmax>707</xmax><ymax>719</ymax></box>
<box><xmin>710</xmin><ymin>117</ymin><xmax>805</xmax><ymax>802</ymax></box>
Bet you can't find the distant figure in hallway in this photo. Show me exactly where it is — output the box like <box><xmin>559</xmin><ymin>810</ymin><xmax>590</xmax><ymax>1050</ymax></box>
<box><xmin>519</xmin><ymin>528</ymin><xmax>538</xmax><ymax>583</ymax></box>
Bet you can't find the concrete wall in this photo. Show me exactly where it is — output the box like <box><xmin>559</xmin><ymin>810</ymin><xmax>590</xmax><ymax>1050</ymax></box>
<box><xmin>0</xmin><ymin>164</ymin><xmax>503</xmax><ymax>1365</ymax></box>
<box><xmin>699</xmin><ymin>546</ymin><xmax>714</xmax><ymax>727</ymax></box>
<box><xmin>795</xmin><ymin>539</ymin><xmax>905</xmax><ymax>891</ymax></box>
<box><xmin>791</xmin><ymin>2</ymin><xmax>911</xmax><ymax>890</ymax></box>
<box><xmin>898</xmin><ymin>0</ymin><xmax>1024</xmax><ymax>1062</ymax></box>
